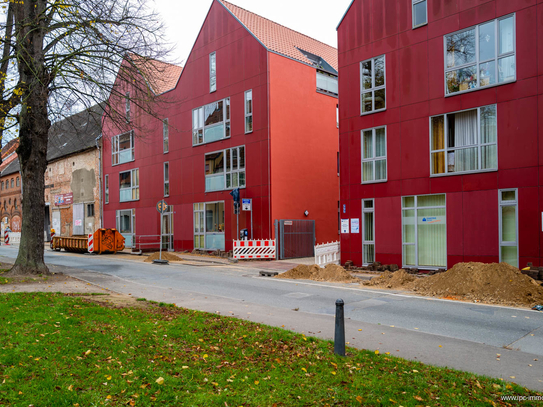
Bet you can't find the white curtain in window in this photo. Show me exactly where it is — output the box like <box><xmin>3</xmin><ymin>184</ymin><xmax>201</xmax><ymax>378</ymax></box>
<box><xmin>417</xmin><ymin>208</ymin><xmax>447</xmax><ymax>267</ymax></box>
<box><xmin>453</xmin><ymin>111</ymin><xmax>478</xmax><ymax>172</ymax></box>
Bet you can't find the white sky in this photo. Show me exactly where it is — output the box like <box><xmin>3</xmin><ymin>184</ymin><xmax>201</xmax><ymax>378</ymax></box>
<box><xmin>153</xmin><ymin>0</ymin><xmax>352</xmax><ymax>64</ymax></box>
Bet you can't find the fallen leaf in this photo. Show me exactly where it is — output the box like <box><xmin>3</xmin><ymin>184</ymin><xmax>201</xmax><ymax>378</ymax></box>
<box><xmin>155</xmin><ymin>377</ymin><xmax>164</xmax><ymax>385</ymax></box>
<box><xmin>413</xmin><ymin>396</ymin><xmax>423</xmax><ymax>401</ymax></box>
<box><xmin>255</xmin><ymin>380</ymin><xmax>259</xmax><ymax>384</ymax></box>
<box><xmin>374</xmin><ymin>350</ymin><xmax>380</xmax><ymax>355</ymax></box>
<box><xmin>106</xmin><ymin>395</ymin><xmax>112</xmax><ymax>400</ymax></box>
<box><xmin>85</xmin><ymin>350</ymin><xmax>91</xmax><ymax>356</ymax></box>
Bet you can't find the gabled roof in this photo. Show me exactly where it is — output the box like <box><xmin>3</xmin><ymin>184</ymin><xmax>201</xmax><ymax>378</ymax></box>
<box><xmin>129</xmin><ymin>54</ymin><xmax>183</xmax><ymax>95</ymax></box>
<box><xmin>0</xmin><ymin>138</ymin><xmax>19</xmax><ymax>172</ymax></box>
<box><xmin>336</xmin><ymin>0</ymin><xmax>356</xmax><ymax>30</ymax></box>
<box><xmin>1</xmin><ymin>156</ymin><xmax>19</xmax><ymax>177</ymax></box>
<box><xmin>219</xmin><ymin>0</ymin><xmax>338</xmax><ymax>72</ymax></box>
<box><xmin>47</xmin><ymin>103</ymin><xmax>104</xmax><ymax>162</ymax></box>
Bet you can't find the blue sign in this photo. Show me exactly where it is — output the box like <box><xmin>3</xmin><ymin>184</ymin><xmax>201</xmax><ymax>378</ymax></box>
<box><xmin>343</xmin><ymin>204</ymin><xmax>346</xmax><ymax>214</ymax></box>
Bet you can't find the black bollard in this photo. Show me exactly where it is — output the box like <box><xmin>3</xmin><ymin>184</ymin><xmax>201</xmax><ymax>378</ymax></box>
<box><xmin>334</xmin><ymin>299</ymin><xmax>345</xmax><ymax>356</ymax></box>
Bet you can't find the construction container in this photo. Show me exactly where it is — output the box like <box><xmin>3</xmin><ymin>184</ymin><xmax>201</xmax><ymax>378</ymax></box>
<box><xmin>51</xmin><ymin>229</ymin><xmax>125</xmax><ymax>254</ymax></box>
<box><xmin>51</xmin><ymin>236</ymin><xmax>88</xmax><ymax>253</ymax></box>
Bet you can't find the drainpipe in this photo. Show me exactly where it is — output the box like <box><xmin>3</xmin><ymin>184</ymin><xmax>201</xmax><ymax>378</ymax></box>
<box><xmin>96</xmin><ymin>134</ymin><xmax>103</xmax><ymax>229</ymax></box>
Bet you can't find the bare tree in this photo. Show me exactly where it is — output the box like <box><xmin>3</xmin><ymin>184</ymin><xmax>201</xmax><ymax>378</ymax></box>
<box><xmin>0</xmin><ymin>0</ymin><xmax>172</xmax><ymax>275</ymax></box>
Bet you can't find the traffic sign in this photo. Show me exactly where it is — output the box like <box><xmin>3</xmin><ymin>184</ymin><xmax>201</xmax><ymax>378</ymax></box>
<box><xmin>242</xmin><ymin>198</ymin><xmax>252</xmax><ymax>211</ymax></box>
<box><xmin>156</xmin><ymin>200</ymin><xmax>169</xmax><ymax>214</ymax></box>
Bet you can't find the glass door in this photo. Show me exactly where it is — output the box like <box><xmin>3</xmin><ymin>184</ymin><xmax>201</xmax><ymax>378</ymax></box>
<box><xmin>161</xmin><ymin>206</ymin><xmax>173</xmax><ymax>251</ymax></box>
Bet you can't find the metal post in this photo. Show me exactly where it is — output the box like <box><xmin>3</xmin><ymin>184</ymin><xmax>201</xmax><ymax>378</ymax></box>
<box><xmin>334</xmin><ymin>299</ymin><xmax>345</xmax><ymax>356</ymax></box>
<box><xmin>250</xmin><ymin>205</ymin><xmax>253</xmax><ymax>240</ymax></box>
<box><xmin>237</xmin><ymin>209</ymin><xmax>239</xmax><ymax>242</ymax></box>
<box><xmin>159</xmin><ymin>214</ymin><xmax>162</xmax><ymax>261</ymax></box>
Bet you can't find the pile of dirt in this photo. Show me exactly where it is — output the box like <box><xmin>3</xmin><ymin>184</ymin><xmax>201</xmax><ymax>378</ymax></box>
<box><xmin>363</xmin><ymin>269</ymin><xmax>416</xmax><ymax>289</ymax></box>
<box><xmin>406</xmin><ymin>262</ymin><xmax>543</xmax><ymax>307</ymax></box>
<box><xmin>277</xmin><ymin>264</ymin><xmax>357</xmax><ymax>283</ymax></box>
<box><xmin>144</xmin><ymin>252</ymin><xmax>183</xmax><ymax>263</ymax></box>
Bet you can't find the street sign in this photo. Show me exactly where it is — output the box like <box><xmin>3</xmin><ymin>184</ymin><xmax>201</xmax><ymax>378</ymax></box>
<box><xmin>156</xmin><ymin>200</ymin><xmax>169</xmax><ymax>214</ymax></box>
<box><xmin>242</xmin><ymin>198</ymin><xmax>252</xmax><ymax>211</ymax></box>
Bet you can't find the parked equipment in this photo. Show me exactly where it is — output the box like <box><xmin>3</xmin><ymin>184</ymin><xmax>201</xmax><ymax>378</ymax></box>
<box><xmin>51</xmin><ymin>228</ymin><xmax>125</xmax><ymax>254</ymax></box>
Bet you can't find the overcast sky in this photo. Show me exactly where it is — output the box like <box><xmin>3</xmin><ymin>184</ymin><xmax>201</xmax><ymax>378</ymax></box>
<box><xmin>153</xmin><ymin>0</ymin><xmax>352</xmax><ymax>64</ymax></box>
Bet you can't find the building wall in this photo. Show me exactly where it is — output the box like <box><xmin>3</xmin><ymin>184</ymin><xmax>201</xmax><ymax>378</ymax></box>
<box><xmin>0</xmin><ymin>172</ymin><xmax>22</xmax><ymax>233</ymax></box>
<box><xmin>45</xmin><ymin>148</ymin><xmax>101</xmax><ymax>237</ymax></box>
<box><xmin>337</xmin><ymin>0</ymin><xmax>542</xmax><ymax>268</ymax></box>
<box><xmin>269</xmin><ymin>52</ymin><xmax>340</xmax><ymax>244</ymax></box>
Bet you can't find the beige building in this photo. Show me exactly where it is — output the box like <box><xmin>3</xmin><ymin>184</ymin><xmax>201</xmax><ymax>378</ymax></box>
<box><xmin>45</xmin><ymin>104</ymin><xmax>103</xmax><ymax>239</ymax></box>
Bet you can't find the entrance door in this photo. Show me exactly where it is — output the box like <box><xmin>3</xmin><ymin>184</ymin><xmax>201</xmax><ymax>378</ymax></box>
<box><xmin>205</xmin><ymin>202</ymin><xmax>225</xmax><ymax>250</ymax></box>
<box><xmin>52</xmin><ymin>211</ymin><xmax>61</xmax><ymax>236</ymax></box>
<box><xmin>73</xmin><ymin>203</ymin><xmax>84</xmax><ymax>235</ymax></box>
<box><xmin>44</xmin><ymin>205</ymin><xmax>51</xmax><ymax>241</ymax></box>
<box><xmin>161</xmin><ymin>206</ymin><xmax>173</xmax><ymax>251</ymax></box>
<box><xmin>116</xmin><ymin>209</ymin><xmax>135</xmax><ymax>248</ymax></box>
<box><xmin>276</xmin><ymin>219</ymin><xmax>315</xmax><ymax>260</ymax></box>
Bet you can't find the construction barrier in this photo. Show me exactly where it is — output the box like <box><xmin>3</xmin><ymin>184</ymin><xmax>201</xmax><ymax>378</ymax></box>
<box><xmin>88</xmin><ymin>234</ymin><xmax>94</xmax><ymax>253</ymax></box>
<box><xmin>233</xmin><ymin>239</ymin><xmax>276</xmax><ymax>260</ymax></box>
<box><xmin>4</xmin><ymin>231</ymin><xmax>9</xmax><ymax>245</ymax></box>
<box><xmin>315</xmin><ymin>241</ymin><xmax>341</xmax><ymax>267</ymax></box>
<box><xmin>51</xmin><ymin>229</ymin><xmax>125</xmax><ymax>254</ymax></box>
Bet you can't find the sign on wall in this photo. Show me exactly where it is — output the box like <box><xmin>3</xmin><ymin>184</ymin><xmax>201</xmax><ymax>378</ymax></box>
<box><xmin>54</xmin><ymin>193</ymin><xmax>73</xmax><ymax>206</ymax></box>
<box><xmin>242</xmin><ymin>199</ymin><xmax>252</xmax><ymax>211</ymax></box>
<box><xmin>350</xmin><ymin>218</ymin><xmax>360</xmax><ymax>233</ymax></box>
<box><xmin>341</xmin><ymin>219</ymin><xmax>349</xmax><ymax>234</ymax></box>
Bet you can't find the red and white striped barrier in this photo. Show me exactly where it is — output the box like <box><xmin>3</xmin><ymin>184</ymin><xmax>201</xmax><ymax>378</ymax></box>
<box><xmin>233</xmin><ymin>239</ymin><xmax>276</xmax><ymax>260</ymax></box>
<box><xmin>4</xmin><ymin>231</ymin><xmax>9</xmax><ymax>245</ymax></box>
<box><xmin>88</xmin><ymin>233</ymin><xmax>94</xmax><ymax>253</ymax></box>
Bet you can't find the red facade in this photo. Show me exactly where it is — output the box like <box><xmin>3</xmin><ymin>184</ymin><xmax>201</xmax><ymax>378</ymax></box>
<box><xmin>337</xmin><ymin>0</ymin><xmax>543</xmax><ymax>268</ymax></box>
<box><xmin>102</xmin><ymin>0</ymin><xmax>339</xmax><ymax>253</ymax></box>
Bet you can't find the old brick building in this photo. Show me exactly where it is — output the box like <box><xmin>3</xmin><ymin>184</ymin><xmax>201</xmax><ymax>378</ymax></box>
<box><xmin>0</xmin><ymin>158</ymin><xmax>22</xmax><ymax>233</ymax></box>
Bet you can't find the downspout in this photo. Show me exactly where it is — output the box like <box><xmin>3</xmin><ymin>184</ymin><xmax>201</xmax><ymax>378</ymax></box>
<box><xmin>95</xmin><ymin>134</ymin><xmax>103</xmax><ymax>229</ymax></box>
<box><xmin>267</xmin><ymin>50</ymin><xmax>272</xmax><ymax>241</ymax></box>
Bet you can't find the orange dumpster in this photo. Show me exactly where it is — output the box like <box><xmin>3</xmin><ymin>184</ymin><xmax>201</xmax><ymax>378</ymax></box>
<box><xmin>51</xmin><ymin>236</ymin><xmax>88</xmax><ymax>253</ymax></box>
<box><xmin>93</xmin><ymin>228</ymin><xmax>125</xmax><ymax>254</ymax></box>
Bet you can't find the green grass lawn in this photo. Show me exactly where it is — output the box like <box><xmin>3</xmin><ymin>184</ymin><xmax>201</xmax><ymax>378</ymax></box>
<box><xmin>0</xmin><ymin>293</ymin><xmax>539</xmax><ymax>406</ymax></box>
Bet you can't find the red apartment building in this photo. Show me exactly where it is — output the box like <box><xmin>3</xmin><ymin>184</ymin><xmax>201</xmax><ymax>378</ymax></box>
<box><xmin>337</xmin><ymin>0</ymin><xmax>542</xmax><ymax>269</ymax></box>
<box><xmin>102</xmin><ymin>0</ymin><xmax>339</xmax><ymax>255</ymax></box>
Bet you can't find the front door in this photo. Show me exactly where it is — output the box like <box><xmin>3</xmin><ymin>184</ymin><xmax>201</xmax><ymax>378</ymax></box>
<box><xmin>161</xmin><ymin>206</ymin><xmax>173</xmax><ymax>251</ymax></box>
<box><xmin>73</xmin><ymin>203</ymin><xmax>84</xmax><ymax>235</ymax></box>
<box><xmin>52</xmin><ymin>211</ymin><xmax>61</xmax><ymax>236</ymax></box>
<box><xmin>116</xmin><ymin>209</ymin><xmax>135</xmax><ymax>248</ymax></box>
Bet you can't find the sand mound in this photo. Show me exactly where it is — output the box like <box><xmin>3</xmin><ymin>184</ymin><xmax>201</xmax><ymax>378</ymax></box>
<box><xmin>277</xmin><ymin>264</ymin><xmax>356</xmax><ymax>283</ymax></box>
<box><xmin>406</xmin><ymin>262</ymin><xmax>543</xmax><ymax>307</ymax></box>
<box><xmin>363</xmin><ymin>269</ymin><xmax>416</xmax><ymax>289</ymax></box>
<box><xmin>144</xmin><ymin>252</ymin><xmax>183</xmax><ymax>263</ymax></box>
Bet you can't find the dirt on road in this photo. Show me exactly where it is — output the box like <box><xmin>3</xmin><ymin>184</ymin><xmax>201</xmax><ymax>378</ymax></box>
<box><xmin>277</xmin><ymin>264</ymin><xmax>358</xmax><ymax>283</ymax></box>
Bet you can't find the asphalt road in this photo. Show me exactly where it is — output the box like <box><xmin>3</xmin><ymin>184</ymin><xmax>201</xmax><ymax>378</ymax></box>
<box><xmin>1</xmin><ymin>245</ymin><xmax>542</xmax><ymax>391</ymax></box>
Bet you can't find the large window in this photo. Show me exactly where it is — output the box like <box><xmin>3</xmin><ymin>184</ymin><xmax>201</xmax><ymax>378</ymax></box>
<box><xmin>445</xmin><ymin>15</ymin><xmax>515</xmax><ymax>95</ymax></box>
<box><xmin>402</xmin><ymin>194</ymin><xmax>447</xmax><ymax>268</ymax></box>
<box><xmin>116</xmin><ymin>209</ymin><xmax>135</xmax><ymax>248</ymax></box>
<box><xmin>499</xmin><ymin>189</ymin><xmax>518</xmax><ymax>268</ymax></box>
<box><xmin>431</xmin><ymin>105</ymin><xmax>497</xmax><ymax>176</ymax></box>
<box><xmin>412</xmin><ymin>0</ymin><xmax>427</xmax><ymax>28</ymax></box>
<box><xmin>210</xmin><ymin>52</ymin><xmax>216</xmax><ymax>93</ymax></box>
<box><xmin>362</xmin><ymin>199</ymin><xmax>375</xmax><ymax>265</ymax></box>
<box><xmin>205</xmin><ymin>146</ymin><xmax>245</xmax><ymax>192</ymax></box>
<box><xmin>316</xmin><ymin>71</ymin><xmax>338</xmax><ymax>96</ymax></box>
<box><xmin>245</xmin><ymin>90</ymin><xmax>253</xmax><ymax>134</ymax></box>
<box><xmin>361</xmin><ymin>126</ymin><xmax>387</xmax><ymax>183</ymax></box>
<box><xmin>164</xmin><ymin>162</ymin><xmax>169</xmax><ymax>197</ymax></box>
<box><xmin>104</xmin><ymin>174</ymin><xmax>109</xmax><ymax>204</ymax></box>
<box><xmin>194</xmin><ymin>202</ymin><xmax>225</xmax><ymax>250</ymax></box>
<box><xmin>112</xmin><ymin>131</ymin><xmax>135</xmax><ymax>165</ymax></box>
<box><xmin>125</xmin><ymin>92</ymin><xmax>131</xmax><ymax>122</ymax></box>
<box><xmin>360</xmin><ymin>55</ymin><xmax>386</xmax><ymax>114</ymax></box>
<box><xmin>163</xmin><ymin>118</ymin><xmax>169</xmax><ymax>153</ymax></box>
<box><xmin>192</xmin><ymin>98</ymin><xmax>230</xmax><ymax>145</ymax></box>
<box><xmin>119</xmin><ymin>168</ymin><xmax>139</xmax><ymax>202</ymax></box>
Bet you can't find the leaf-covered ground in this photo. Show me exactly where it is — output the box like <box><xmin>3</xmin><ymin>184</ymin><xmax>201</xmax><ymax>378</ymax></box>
<box><xmin>0</xmin><ymin>293</ymin><xmax>540</xmax><ymax>406</ymax></box>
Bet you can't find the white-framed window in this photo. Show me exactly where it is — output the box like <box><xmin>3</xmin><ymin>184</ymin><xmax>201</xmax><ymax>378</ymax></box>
<box><xmin>194</xmin><ymin>201</ymin><xmax>225</xmax><ymax>250</ymax></box>
<box><xmin>210</xmin><ymin>52</ymin><xmax>216</xmax><ymax>93</ymax></box>
<box><xmin>205</xmin><ymin>146</ymin><xmax>245</xmax><ymax>192</ymax></box>
<box><xmin>499</xmin><ymin>189</ymin><xmax>518</xmax><ymax>268</ymax></box>
<box><xmin>112</xmin><ymin>131</ymin><xmax>135</xmax><ymax>165</ymax></box>
<box><xmin>412</xmin><ymin>0</ymin><xmax>427</xmax><ymax>28</ymax></box>
<box><xmin>105</xmin><ymin>174</ymin><xmax>109</xmax><ymax>204</ymax></box>
<box><xmin>163</xmin><ymin>118</ymin><xmax>169</xmax><ymax>153</ymax></box>
<box><xmin>430</xmin><ymin>104</ymin><xmax>497</xmax><ymax>176</ymax></box>
<box><xmin>125</xmin><ymin>91</ymin><xmax>131</xmax><ymax>122</ymax></box>
<box><xmin>245</xmin><ymin>90</ymin><xmax>253</xmax><ymax>134</ymax></box>
<box><xmin>360</xmin><ymin>55</ymin><xmax>386</xmax><ymax>115</ymax></box>
<box><xmin>402</xmin><ymin>194</ymin><xmax>447</xmax><ymax>269</ymax></box>
<box><xmin>119</xmin><ymin>168</ymin><xmax>139</xmax><ymax>202</ymax></box>
<box><xmin>361</xmin><ymin>126</ymin><xmax>387</xmax><ymax>183</ymax></box>
<box><xmin>316</xmin><ymin>71</ymin><xmax>338</xmax><ymax>96</ymax></box>
<box><xmin>445</xmin><ymin>14</ymin><xmax>515</xmax><ymax>95</ymax></box>
<box><xmin>164</xmin><ymin>162</ymin><xmax>169</xmax><ymax>197</ymax></box>
<box><xmin>116</xmin><ymin>209</ymin><xmax>136</xmax><ymax>248</ymax></box>
<box><xmin>362</xmin><ymin>199</ymin><xmax>375</xmax><ymax>265</ymax></box>
<box><xmin>192</xmin><ymin>98</ymin><xmax>230</xmax><ymax>146</ymax></box>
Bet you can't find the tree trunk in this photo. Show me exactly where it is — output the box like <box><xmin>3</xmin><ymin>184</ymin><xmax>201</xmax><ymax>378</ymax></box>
<box><xmin>7</xmin><ymin>0</ymin><xmax>50</xmax><ymax>276</ymax></box>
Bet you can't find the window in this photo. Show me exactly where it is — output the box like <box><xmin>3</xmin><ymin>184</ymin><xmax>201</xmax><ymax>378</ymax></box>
<box><xmin>112</xmin><ymin>131</ymin><xmax>135</xmax><ymax>165</ymax></box>
<box><xmin>194</xmin><ymin>202</ymin><xmax>225</xmax><ymax>250</ymax></box>
<box><xmin>119</xmin><ymin>169</ymin><xmax>139</xmax><ymax>202</ymax></box>
<box><xmin>116</xmin><ymin>209</ymin><xmax>135</xmax><ymax>248</ymax></box>
<box><xmin>205</xmin><ymin>146</ymin><xmax>245</xmax><ymax>192</ymax></box>
<box><xmin>412</xmin><ymin>0</ymin><xmax>427</xmax><ymax>28</ymax></box>
<box><xmin>105</xmin><ymin>175</ymin><xmax>109</xmax><ymax>204</ymax></box>
<box><xmin>10</xmin><ymin>179</ymin><xmax>13</xmax><ymax>188</ymax></box>
<box><xmin>361</xmin><ymin>127</ymin><xmax>387</xmax><ymax>183</ymax></box>
<box><xmin>125</xmin><ymin>92</ymin><xmax>131</xmax><ymax>122</ymax></box>
<box><xmin>245</xmin><ymin>90</ymin><xmax>253</xmax><ymax>134</ymax></box>
<box><xmin>402</xmin><ymin>194</ymin><xmax>447</xmax><ymax>268</ymax></box>
<box><xmin>316</xmin><ymin>71</ymin><xmax>338</xmax><ymax>96</ymax></box>
<box><xmin>362</xmin><ymin>199</ymin><xmax>375</xmax><ymax>265</ymax></box>
<box><xmin>16</xmin><ymin>177</ymin><xmax>19</xmax><ymax>187</ymax></box>
<box><xmin>209</xmin><ymin>52</ymin><xmax>216</xmax><ymax>93</ymax></box>
<box><xmin>445</xmin><ymin>15</ymin><xmax>515</xmax><ymax>95</ymax></box>
<box><xmin>192</xmin><ymin>98</ymin><xmax>231</xmax><ymax>145</ymax></box>
<box><xmin>360</xmin><ymin>55</ymin><xmax>386</xmax><ymax>114</ymax></box>
<box><xmin>164</xmin><ymin>162</ymin><xmax>169</xmax><ymax>197</ymax></box>
<box><xmin>499</xmin><ymin>189</ymin><xmax>518</xmax><ymax>268</ymax></box>
<box><xmin>1</xmin><ymin>181</ymin><xmax>3</xmax><ymax>190</ymax></box>
<box><xmin>163</xmin><ymin>119</ymin><xmax>169</xmax><ymax>153</ymax></box>
<box><xmin>5</xmin><ymin>180</ymin><xmax>8</xmax><ymax>189</ymax></box>
<box><xmin>431</xmin><ymin>105</ymin><xmax>497</xmax><ymax>175</ymax></box>
<box><xmin>13</xmin><ymin>199</ymin><xmax>17</xmax><ymax>210</ymax></box>
<box><xmin>87</xmin><ymin>203</ymin><xmax>95</xmax><ymax>217</ymax></box>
